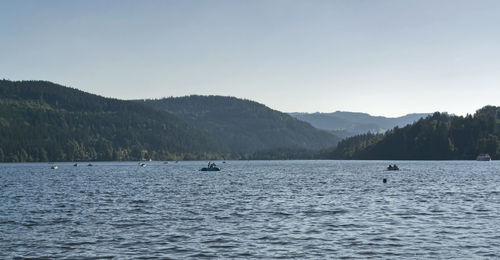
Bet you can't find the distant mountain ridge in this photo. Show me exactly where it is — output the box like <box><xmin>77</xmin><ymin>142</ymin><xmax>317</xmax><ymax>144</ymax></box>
<box><xmin>136</xmin><ymin>95</ymin><xmax>341</xmax><ymax>154</ymax></box>
<box><xmin>289</xmin><ymin>111</ymin><xmax>430</xmax><ymax>138</ymax></box>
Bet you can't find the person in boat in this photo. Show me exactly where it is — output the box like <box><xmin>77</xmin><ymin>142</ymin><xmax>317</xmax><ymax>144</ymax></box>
<box><xmin>388</xmin><ymin>164</ymin><xmax>399</xmax><ymax>170</ymax></box>
<box><xmin>207</xmin><ymin>162</ymin><xmax>216</xmax><ymax>168</ymax></box>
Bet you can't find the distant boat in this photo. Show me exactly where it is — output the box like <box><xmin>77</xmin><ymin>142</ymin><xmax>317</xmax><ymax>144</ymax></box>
<box><xmin>51</xmin><ymin>165</ymin><xmax>58</xmax><ymax>169</ymax></box>
<box><xmin>387</xmin><ymin>164</ymin><xmax>399</xmax><ymax>171</ymax></box>
<box><xmin>139</xmin><ymin>162</ymin><xmax>147</xmax><ymax>167</ymax></box>
<box><xmin>201</xmin><ymin>162</ymin><xmax>220</xmax><ymax>171</ymax></box>
<box><xmin>476</xmin><ymin>154</ymin><xmax>491</xmax><ymax>161</ymax></box>
<box><xmin>73</xmin><ymin>163</ymin><xmax>78</xmax><ymax>167</ymax></box>
<box><xmin>88</xmin><ymin>163</ymin><xmax>93</xmax><ymax>166</ymax></box>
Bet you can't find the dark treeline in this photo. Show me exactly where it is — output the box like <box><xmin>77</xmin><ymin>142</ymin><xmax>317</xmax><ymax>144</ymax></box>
<box><xmin>0</xmin><ymin>80</ymin><xmax>229</xmax><ymax>162</ymax></box>
<box><xmin>248</xmin><ymin>148</ymin><xmax>318</xmax><ymax>160</ymax></box>
<box><xmin>328</xmin><ymin>106</ymin><xmax>500</xmax><ymax>160</ymax></box>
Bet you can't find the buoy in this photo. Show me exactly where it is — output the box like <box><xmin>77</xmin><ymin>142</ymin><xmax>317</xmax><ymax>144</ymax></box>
<box><xmin>383</xmin><ymin>178</ymin><xmax>387</xmax><ymax>183</ymax></box>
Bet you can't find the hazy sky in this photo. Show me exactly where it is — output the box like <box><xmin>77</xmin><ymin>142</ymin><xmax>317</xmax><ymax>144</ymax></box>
<box><xmin>1</xmin><ymin>0</ymin><xmax>500</xmax><ymax>116</ymax></box>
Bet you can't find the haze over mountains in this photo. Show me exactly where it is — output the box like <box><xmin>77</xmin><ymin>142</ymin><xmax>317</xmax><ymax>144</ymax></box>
<box><xmin>290</xmin><ymin>112</ymin><xmax>430</xmax><ymax>138</ymax></box>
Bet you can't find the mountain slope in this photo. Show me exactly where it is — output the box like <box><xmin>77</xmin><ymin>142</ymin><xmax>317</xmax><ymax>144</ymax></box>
<box><xmin>0</xmin><ymin>80</ymin><xmax>226</xmax><ymax>162</ymax></box>
<box><xmin>329</xmin><ymin>106</ymin><xmax>500</xmax><ymax>160</ymax></box>
<box><xmin>290</xmin><ymin>111</ymin><xmax>430</xmax><ymax>138</ymax></box>
<box><xmin>136</xmin><ymin>95</ymin><xmax>340</xmax><ymax>153</ymax></box>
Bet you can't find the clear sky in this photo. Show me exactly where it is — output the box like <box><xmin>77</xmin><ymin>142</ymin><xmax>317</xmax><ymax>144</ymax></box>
<box><xmin>1</xmin><ymin>0</ymin><xmax>500</xmax><ymax>117</ymax></box>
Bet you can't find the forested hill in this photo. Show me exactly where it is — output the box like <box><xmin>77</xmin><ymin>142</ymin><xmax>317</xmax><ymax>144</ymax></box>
<box><xmin>136</xmin><ymin>95</ymin><xmax>341</xmax><ymax>153</ymax></box>
<box><xmin>328</xmin><ymin>106</ymin><xmax>500</xmax><ymax>160</ymax></box>
<box><xmin>0</xmin><ymin>80</ymin><xmax>227</xmax><ymax>162</ymax></box>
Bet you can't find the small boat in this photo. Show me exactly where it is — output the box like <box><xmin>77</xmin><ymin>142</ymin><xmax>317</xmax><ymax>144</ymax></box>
<box><xmin>88</xmin><ymin>163</ymin><xmax>93</xmax><ymax>167</ymax></box>
<box><xmin>387</xmin><ymin>164</ymin><xmax>399</xmax><ymax>171</ymax></box>
<box><xmin>139</xmin><ymin>162</ymin><xmax>147</xmax><ymax>167</ymax></box>
<box><xmin>73</xmin><ymin>163</ymin><xmax>78</xmax><ymax>167</ymax></box>
<box><xmin>51</xmin><ymin>165</ymin><xmax>58</xmax><ymax>169</ymax></box>
<box><xmin>201</xmin><ymin>162</ymin><xmax>220</xmax><ymax>171</ymax></box>
<box><xmin>476</xmin><ymin>154</ymin><xmax>491</xmax><ymax>161</ymax></box>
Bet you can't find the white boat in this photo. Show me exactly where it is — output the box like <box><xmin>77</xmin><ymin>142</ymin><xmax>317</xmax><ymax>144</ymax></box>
<box><xmin>51</xmin><ymin>165</ymin><xmax>58</xmax><ymax>169</ymax></box>
<box><xmin>476</xmin><ymin>154</ymin><xmax>491</xmax><ymax>161</ymax></box>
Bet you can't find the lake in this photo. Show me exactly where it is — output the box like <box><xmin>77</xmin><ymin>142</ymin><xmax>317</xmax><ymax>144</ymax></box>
<box><xmin>1</xmin><ymin>160</ymin><xmax>500</xmax><ymax>259</ymax></box>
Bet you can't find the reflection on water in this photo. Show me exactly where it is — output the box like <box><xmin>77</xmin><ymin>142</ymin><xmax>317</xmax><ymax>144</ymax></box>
<box><xmin>1</xmin><ymin>160</ymin><xmax>500</xmax><ymax>259</ymax></box>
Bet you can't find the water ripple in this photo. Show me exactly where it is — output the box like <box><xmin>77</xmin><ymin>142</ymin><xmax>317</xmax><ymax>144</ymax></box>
<box><xmin>1</xmin><ymin>160</ymin><xmax>500</xmax><ymax>259</ymax></box>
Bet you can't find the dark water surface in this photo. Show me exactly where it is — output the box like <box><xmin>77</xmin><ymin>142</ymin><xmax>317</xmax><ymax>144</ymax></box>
<box><xmin>1</xmin><ymin>160</ymin><xmax>500</xmax><ymax>259</ymax></box>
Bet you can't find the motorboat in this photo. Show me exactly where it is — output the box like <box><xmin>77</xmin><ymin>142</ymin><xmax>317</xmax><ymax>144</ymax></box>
<box><xmin>476</xmin><ymin>154</ymin><xmax>491</xmax><ymax>161</ymax></box>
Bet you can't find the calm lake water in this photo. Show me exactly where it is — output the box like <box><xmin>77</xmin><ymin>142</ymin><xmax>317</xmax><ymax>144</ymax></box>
<box><xmin>1</xmin><ymin>160</ymin><xmax>500</xmax><ymax>259</ymax></box>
